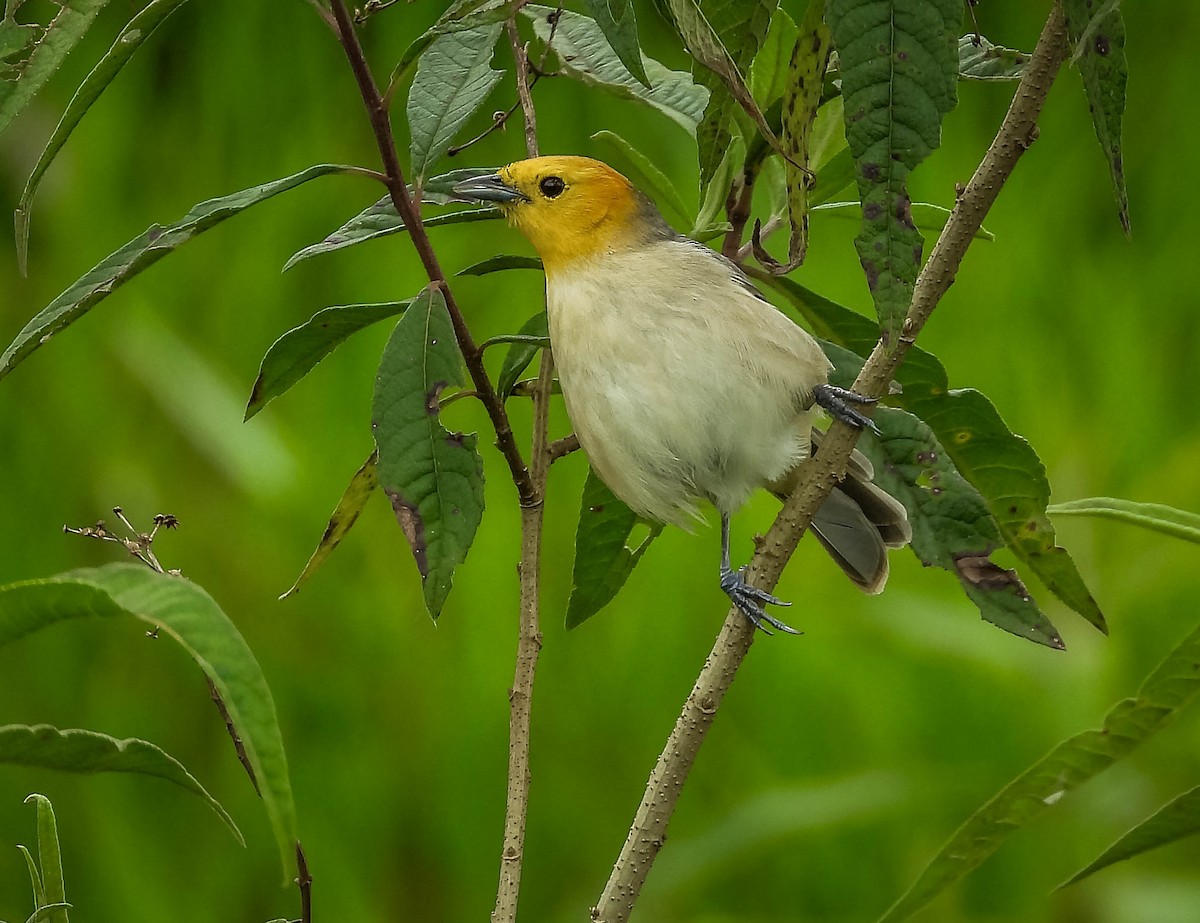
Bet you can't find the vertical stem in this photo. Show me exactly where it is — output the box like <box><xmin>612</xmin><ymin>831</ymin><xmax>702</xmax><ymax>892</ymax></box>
<box><xmin>493</xmin><ymin>17</ymin><xmax>551</xmax><ymax>923</ymax></box>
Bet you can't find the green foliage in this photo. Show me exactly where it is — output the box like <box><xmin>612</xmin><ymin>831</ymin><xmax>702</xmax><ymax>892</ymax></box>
<box><xmin>826</xmin><ymin>0</ymin><xmax>962</xmax><ymax>337</ymax></box>
<box><xmin>957</xmin><ymin>33</ymin><xmax>1030</xmax><ymax>81</ymax></box>
<box><xmin>246</xmin><ymin>300</ymin><xmax>413</xmax><ymax>420</ymax></box>
<box><xmin>0</xmin><ymin>726</ymin><xmax>240</xmax><ymax>842</ymax></box>
<box><xmin>880</xmin><ymin>621</ymin><xmax>1200</xmax><ymax>922</ymax></box>
<box><xmin>14</xmin><ymin>0</ymin><xmax>194</xmax><ymax>273</ymax></box>
<box><xmin>0</xmin><ymin>164</ymin><xmax>362</xmax><ymax>382</ymax></box>
<box><xmin>582</xmin><ymin>0</ymin><xmax>651</xmax><ymax>87</ymax></box>
<box><xmin>495</xmin><ymin>310</ymin><xmax>549</xmax><ymax>399</ymax></box>
<box><xmin>1063</xmin><ymin>0</ymin><xmax>1130</xmax><ymax>234</ymax></box>
<box><xmin>567</xmin><ymin>470</ymin><xmax>662</xmax><ymax>628</ymax></box>
<box><xmin>23</xmin><ymin>794</ymin><xmax>67</xmax><ymax>923</ymax></box>
<box><xmin>371</xmin><ymin>287</ymin><xmax>485</xmax><ymax>618</ymax></box>
<box><xmin>0</xmin><ymin>566</ymin><xmax>296</xmax><ymax>876</ymax></box>
<box><xmin>590</xmin><ymin>130</ymin><xmax>693</xmax><ymax>226</ymax></box>
<box><xmin>1048</xmin><ymin>497</ymin><xmax>1200</xmax><ymax>544</ymax></box>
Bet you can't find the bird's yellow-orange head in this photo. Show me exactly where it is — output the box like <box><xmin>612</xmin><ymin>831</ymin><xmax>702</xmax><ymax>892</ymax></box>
<box><xmin>453</xmin><ymin>156</ymin><xmax>671</xmax><ymax>275</ymax></box>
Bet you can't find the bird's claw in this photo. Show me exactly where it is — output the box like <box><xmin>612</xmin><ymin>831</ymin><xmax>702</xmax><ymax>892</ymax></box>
<box><xmin>719</xmin><ymin>566</ymin><xmax>800</xmax><ymax>635</ymax></box>
<box><xmin>813</xmin><ymin>383</ymin><xmax>880</xmax><ymax>435</ymax></box>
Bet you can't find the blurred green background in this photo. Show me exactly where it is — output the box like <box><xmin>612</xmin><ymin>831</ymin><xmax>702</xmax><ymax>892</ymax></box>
<box><xmin>1</xmin><ymin>2</ymin><xmax>1198</xmax><ymax>921</ymax></box>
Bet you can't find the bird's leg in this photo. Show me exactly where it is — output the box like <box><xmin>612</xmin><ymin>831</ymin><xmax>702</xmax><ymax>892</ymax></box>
<box><xmin>813</xmin><ymin>383</ymin><xmax>881</xmax><ymax>435</ymax></box>
<box><xmin>718</xmin><ymin>512</ymin><xmax>800</xmax><ymax>635</ymax></box>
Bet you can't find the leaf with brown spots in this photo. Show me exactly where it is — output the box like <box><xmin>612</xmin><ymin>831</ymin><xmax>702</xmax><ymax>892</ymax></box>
<box><xmin>372</xmin><ymin>287</ymin><xmax>485</xmax><ymax>619</ymax></box>
<box><xmin>281</xmin><ymin>451</ymin><xmax>379</xmax><ymax>600</ymax></box>
<box><xmin>826</xmin><ymin>0</ymin><xmax>961</xmax><ymax>339</ymax></box>
<box><xmin>1063</xmin><ymin>0</ymin><xmax>1130</xmax><ymax>235</ymax></box>
<box><xmin>766</xmin><ymin>275</ymin><xmax>1105</xmax><ymax>636</ymax></box>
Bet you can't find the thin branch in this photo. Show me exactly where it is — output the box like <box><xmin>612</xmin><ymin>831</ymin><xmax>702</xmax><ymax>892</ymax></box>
<box><xmin>327</xmin><ymin>0</ymin><xmax>537</xmax><ymax>506</ymax></box>
<box><xmin>592</xmin><ymin>4</ymin><xmax>1072</xmax><ymax>920</ymax></box>
<box><xmin>493</xmin><ymin>16</ymin><xmax>550</xmax><ymax>923</ymax></box>
<box><xmin>295</xmin><ymin>841</ymin><xmax>313</xmax><ymax>923</ymax></box>
<box><xmin>547</xmin><ymin>433</ymin><xmax>579</xmax><ymax>462</ymax></box>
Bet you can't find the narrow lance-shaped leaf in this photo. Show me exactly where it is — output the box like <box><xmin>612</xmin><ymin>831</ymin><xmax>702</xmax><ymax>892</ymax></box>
<box><xmin>667</xmin><ymin>0</ymin><xmax>778</xmax><ymax>190</ymax></box>
<box><xmin>524</xmin><ymin>6</ymin><xmax>709</xmax><ymax>134</ymax></box>
<box><xmin>0</xmin><ymin>566</ymin><xmax>298</xmax><ymax>878</ymax></box>
<box><xmin>457</xmin><ymin>254</ymin><xmax>543</xmax><ymax>276</ymax></box>
<box><xmin>15</xmin><ymin>0</ymin><xmax>193</xmax><ymax>274</ymax></box>
<box><xmin>1048</xmin><ymin>497</ymin><xmax>1200</xmax><ymax>545</ymax></box>
<box><xmin>957</xmin><ymin>33</ymin><xmax>1030</xmax><ymax>81</ymax></box>
<box><xmin>283</xmin><ymin>168</ymin><xmax>501</xmax><ymax>271</ymax></box>
<box><xmin>775</xmin><ymin>0</ymin><xmax>832</xmax><ymax>272</ymax></box>
<box><xmin>282</xmin><ymin>452</ymin><xmax>379</xmax><ymax>599</ymax></box>
<box><xmin>748</xmin><ymin>8</ymin><xmax>798</xmax><ymax>110</ymax></box>
<box><xmin>0</xmin><ymin>726</ymin><xmax>241</xmax><ymax>843</ymax></box>
<box><xmin>496</xmin><ymin>310</ymin><xmax>549</xmax><ymax>399</ymax></box>
<box><xmin>26</xmin><ymin>794</ymin><xmax>67</xmax><ymax>923</ymax></box>
<box><xmin>407</xmin><ymin>23</ymin><xmax>504</xmax><ymax>183</ymax></box>
<box><xmin>18</xmin><ymin>842</ymin><xmax>46</xmax><ymax>910</ymax></box>
<box><xmin>583</xmin><ymin>0</ymin><xmax>651</xmax><ymax>87</ymax></box>
<box><xmin>1062</xmin><ymin>0</ymin><xmax>1129</xmax><ymax>234</ymax></box>
<box><xmin>0</xmin><ymin>0</ymin><xmax>109</xmax><ymax>135</ymax></box>
<box><xmin>878</xmin><ymin>621</ymin><xmax>1200</xmax><ymax>923</ymax></box>
<box><xmin>1063</xmin><ymin>785</ymin><xmax>1200</xmax><ymax>887</ymax></box>
<box><xmin>591</xmin><ymin>130</ymin><xmax>692</xmax><ymax>227</ymax></box>
<box><xmin>0</xmin><ymin>164</ymin><xmax>361</xmax><ymax>382</ymax></box>
<box><xmin>246</xmin><ymin>301</ymin><xmax>412</xmax><ymax>420</ymax></box>
<box><xmin>763</xmin><ymin>275</ymin><xmax>1105</xmax><ymax>633</ymax></box>
<box><xmin>827</xmin><ymin>0</ymin><xmax>962</xmax><ymax>339</ymax></box>
<box><xmin>372</xmin><ymin>287</ymin><xmax>486</xmax><ymax>618</ymax></box>
<box><xmin>567</xmin><ymin>469</ymin><xmax>663</xmax><ymax>628</ymax></box>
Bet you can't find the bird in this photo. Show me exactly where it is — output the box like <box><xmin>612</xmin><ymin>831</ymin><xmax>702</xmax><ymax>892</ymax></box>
<box><xmin>453</xmin><ymin>156</ymin><xmax>910</xmax><ymax>633</ymax></box>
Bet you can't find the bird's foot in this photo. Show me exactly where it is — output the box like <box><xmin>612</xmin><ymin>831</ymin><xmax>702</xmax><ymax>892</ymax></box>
<box><xmin>813</xmin><ymin>383</ymin><xmax>880</xmax><ymax>435</ymax></box>
<box><xmin>719</xmin><ymin>566</ymin><xmax>800</xmax><ymax>635</ymax></box>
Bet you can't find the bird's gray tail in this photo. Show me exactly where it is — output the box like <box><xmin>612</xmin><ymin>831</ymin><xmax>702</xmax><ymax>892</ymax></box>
<box><xmin>769</xmin><ymin>429</ymin><xmax>911</xmax><ymax>595</ymax></box>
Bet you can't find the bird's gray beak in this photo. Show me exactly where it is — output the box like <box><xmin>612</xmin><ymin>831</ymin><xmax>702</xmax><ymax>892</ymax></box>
<box><xmin>451</xmin><ymin>173</ymin><xmax>528</xmax><ymax>204</ymax></box>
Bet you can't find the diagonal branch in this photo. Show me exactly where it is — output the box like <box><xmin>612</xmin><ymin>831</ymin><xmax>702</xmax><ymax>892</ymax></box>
<box><xmin>328</xmin><ymin>0</ymin><xmax>536</xmax><ymax>506</ymax></box>
<box><xmin>592</xmin><ymin>3</ymin><xmax>1072</xmax><ymax>920</ymax></box>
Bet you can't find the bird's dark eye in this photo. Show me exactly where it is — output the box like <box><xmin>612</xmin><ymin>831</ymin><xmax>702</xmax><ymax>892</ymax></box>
<box><xmin>539</xmin><ymin>176</ymin><xmax>565</xmax><ymax>199</ymax></box>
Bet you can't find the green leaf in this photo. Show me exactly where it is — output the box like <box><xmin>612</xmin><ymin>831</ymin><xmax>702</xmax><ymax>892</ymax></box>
<box><xmin>282</xmin><ymin>451</ymin><xmax>379</xmax><ymax>600</ymax></box>
<box><xmin>827</xmin><ymin>0</ymin><xmax>962</xmax><ymax>338</ymax></box>
<box><xmin>812</xmin><ymin>200</ymin><xmax>993</xmax><ymax>240</ymax></box>
<box><xmin>496</xmin><ymin>311</ymin><xmax>549</xmax><ymax>399</ymax></box>
<box><xmin>1062</xmin><ymin>0</ymin><xmax>1129</xmax><ymax>235</ymax></box>
<box><xmin>864</xmin><ymin>404</ymin><xmax>1062</xmax><ymax>649</ymax></box>
<box><xmin>0</xmin><ymin>0</ymin><xmax>109</xmax><ymax>136</ymax></box>
<box><xmin>777</xmin><ymin>0</ymin><xmax>833</xmax><ymax>271</ymax></box>
<box><xmin>407</xmin><ymin>23</ymin><xmax>504</xmax><ymax>183</ymax></box>
<box><xmin>677</xmin><ymin>0</ymin><xmax>777</xmax><ymax>189</ymax></box>
<box><xmin>386</xmin><ymin>0</ymin><xmax>522</xmax><ymax>97</ymax></box>
<box><xmin>14</xmin><ymin>0</ymin><xmax>193</xmax><ymax>274</ymax></box>
<box><xmin>748</xmin><ymin>7</ymin><xmax>797</xmax><ymax>110</ymax></box>
<box><xmin>590</xmin><ymin>130</ymin><xmax>692</xmax><ymax>226</ymax></box>
<box><xmin>692</xmin><ymin>133</ymin><xmax>744</xmax><ymax>237</ymax></box>
<box><xmin>0</xmin><ymin>566</ymin><xmax>298</xmax><ymax>878</ymax></box>
<box><xmin>1048</xmin><ymin>498</ymin><xmax>1200</xmax><ymax>545</ymax></box>
<box><xmin>1</xmin><ymin>726</ymin><xmax>241</xmax><ymax>843</ymax></box>
<box><xmin>25</xmin><ymin>794</ymin><xmax>66</xmax><ymax>923</ymax></box>
<box><xmin>762</xmin><ymin>275</ymin><xmax>1105</xmax><ymax>634</ymax></box>
<box><xmin>282</xmin><ymin>168</ymin><xmax>502</xmax><ymax>270</ymax></box>
<box><xmin>523</xmin><ymin>5</ymin><xmax>709</xmax><ymax>133</ymax></box>
<box><xmin>583</xmin><ymin>0</ymin><xmax>650</xmax><ymax>88</ymax></box>
<box><xmin>372</xmin><ymin>287</ymin><xmax>486</xmax><ymax>618</ymax></box>
<box><xmin>879</xmin><ymin>621</ymin><xmax>1200</xmax><ymax>923</ymax></box>
<box><xmin>245</xmin><ymin>301</ymin><xmax>412</xmax><ymax>420</ymax></box>
<box><xmin>1063</xmin><ymin>785</ymin><xmax>1200</xmax><ymax>886</ymax></box>
<box><xmin>24</xmin><ymin>906</ymin><xmax>72</xmax><ymax>923</ymax></box>
<box><xmin>567</xmin><ymin>469</ymin><xmax>663</xmax><ymax>628</ymax></box>
<box><xmin>456</xmin><ymin>254</ymin><xmax>543</xmax><ymax>276</ymax></box>
<box><xmin>957</xmin><ymin>33</ymin><xmax>1030</xmax><ymax>81</ymax></box>
<box><xmin>18</xmin><ymin>843</ymin><xmax>45</xmax><ymax>908</ymax></box>
<box><xmin>0</xmin><ymin>164</ymin><xmax>359</xmax><ymax>382</ymax></box>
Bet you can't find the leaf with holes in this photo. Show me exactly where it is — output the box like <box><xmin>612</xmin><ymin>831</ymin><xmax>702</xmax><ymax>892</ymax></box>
<box><xmin>567</xmin><ymin>470</ymin><xmax>663</xmax><ymax>628</ymax></box>
<box><xmin>1063</xmin><ymin>0</ymin><xmax>1129</xmax><ymax>234</ymax></box>
<box><xmin>764</xmin><ymin>275</ymin><xmax>1104</xmax><ymax>634</ymax></box>
<box><xmin>524</xmin><ymin>6</ymin><xmax>708</xmax><ymax>133</ymax></box>
<box><xmin>0</xmin><ymin>566</ymin><xmax>297</xmax><ymax>878</ymax></box>
<box><xmin>0</xmin><ymin>164</ymin><xmax>360</xmax><ymax>382</ymax></box>
<box><xmin>15</xmin><ymin>0</ymin><xmax>194</xmax><ymax>274</ymax></box>
<box><xmin>880</xmin><ymin>622</ymin><xmax>1200</xmax><ymax>922</ymax></box>
<box><xmin>282</xmin><ymin>452</ymin><xmax>379</xmax><ymax>600</ymax></box>
<box><xmin>0</xmin><ymin>725</ymin><xmax>241</xmax><ymax>843</ymax></box>
<box><xmin>246</xmin><ymin>301</ymin><xmax>412</xmax><ymax>420</ymax></box>
<box><xmin>407</xmin><ymin>23</ymin><xmax>505</xmax><ymax>183</ymax></box>
<box><xmin>372</xmin><ymin>287</ymin><xmax>485</xmax><ymax>618</ymax></box>
<box><xmin>957</xmin><ymin>33</ymin><xmax>1030</xmax><ymax>81</ymax></box>
<box><xmin>0</xmin><ymin>0</ymin><xmax>109</xmax><ymax>135</ymax></box>
<box><xmin>827</xmin><ymin>0</ymin><xmax>961</xmax><ymax>338</ymax></box>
